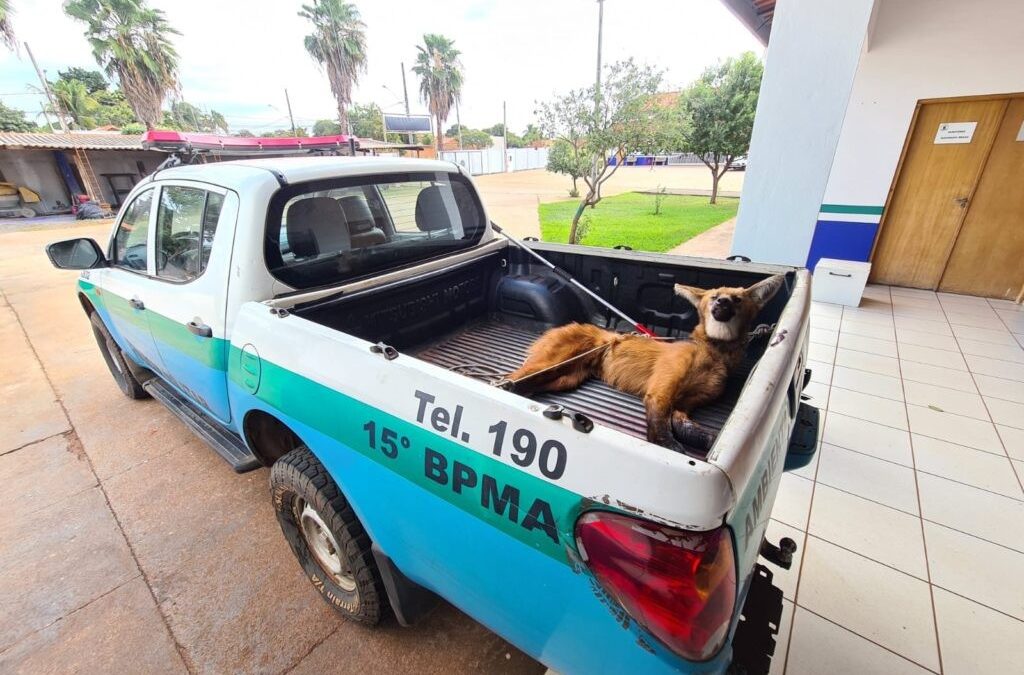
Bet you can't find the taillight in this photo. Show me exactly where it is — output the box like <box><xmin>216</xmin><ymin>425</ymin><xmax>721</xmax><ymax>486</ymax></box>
<box><xmin>575</xmin><ymin>511</ymin><xmax>736</xmax><ymax>661</ymax></box>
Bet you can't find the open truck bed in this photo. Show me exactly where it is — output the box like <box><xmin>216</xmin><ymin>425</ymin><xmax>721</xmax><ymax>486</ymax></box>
<box><xmin>415</xmin><ymin>317</ymin><xmax>760</xmax><ymax>444</ymax></box>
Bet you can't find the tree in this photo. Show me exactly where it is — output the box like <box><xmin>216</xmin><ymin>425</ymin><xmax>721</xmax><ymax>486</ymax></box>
<box><xmin>483</xmin><ymin>122</ymin><xmax>504</xmax><ymax>136</ymax></box>
<box><xmin>0</xmin><ymin>0</ymin><xmax>15</xmax><ymax>51</ymax></box>
<box><xmin>547</xmin><ymin>139</ymin><xmax>588</xmax><ymax>197</ymax></box>
<box><xmin>537</xmin><ymin>59</ymin><xmax>663</xmax><ymax>243</ymax></box>
<box><xmin>234</xmin><ymin>128</ymin><xmax>254</xmax><ymax>137</ymax></box>
<box><xmin>522</xmin><ymin>123</ymin><xmax>544</xmax><ymax>145</ymax></box>
<box><xmin>164</xmin><ymin>100</ymin><xmax>229</xmax><ymax>133</ymax></box>
<box><xmin>505</xmin><ymin>131</ymin><xmax>527</xmax><ymax>148</ymax></box>
<box><xmin>51</xmin><ymin>78</ymin><xmax>100</xmax><ymax>129</ymax></box>
<box><xmin>460</xmin><ymin>128</ymin><xmax>492</xmax><ymax>149</ymax></box>
<box><xmin>348</xmin><ymin>102</ymin><xmax>383</xmax><ymax>138</ymax></box>
<box><xmin>261</xmin><ymin>127</ymin><xmax>308</xmax><ymax>138</ymax></box>
<box><xmin>299</xmin><ymin>0</ymin><xmax>366</xmax><ymax>134</ymax></box>
<box><xmin>313</xmin><ymin>119</ymin><xmax>341</xmax><ymax>136</ymax></box>
<box><xmin>677</xmin><ymin>52</ymin><xmax>762</xmax><ymax>204</ymax></box>
<box><xmin>58</xmin><ymin>67</ymin><xmax>108</xmax><ymax>93</ymax></box>
<box><xmin>65</xmin><ymin>0</ymin><xmax>180</xmax><ymax>130</ymax></box>
<box><xmin>445</xmin><ymin>122</ymin><xmax>467</xmax><ymax>138</ymax></box>
<box><xmin>412</xmin><ymin>33</ymin><xmax>463</xmax><ymax>153</ymax></box>
<box><xmin>0</xmin><ymin>101</ymin><xmax>33</xmax><ymax>131</ymax></box>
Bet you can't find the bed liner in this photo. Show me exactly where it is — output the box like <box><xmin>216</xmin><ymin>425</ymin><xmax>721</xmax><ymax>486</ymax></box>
<box><xmin>415</xmin><ymin>316</ymin><xmax>761</xmax><ymax>449</ymax></box>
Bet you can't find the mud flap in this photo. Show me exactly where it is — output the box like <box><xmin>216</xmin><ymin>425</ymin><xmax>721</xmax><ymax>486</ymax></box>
<box><xmin>371</xmin><ymin>544</ymin><xmax>440</xmax><ymax>626</ymax></box>
<box><xmin>784</xmin><ymin>402</ymin><xmax>819</xmax><ymax>472</ymax></box>
<box><xmin>729</xmin><ymin>564</ymin><xmax>785</xmax><ymax>675</ymax></box>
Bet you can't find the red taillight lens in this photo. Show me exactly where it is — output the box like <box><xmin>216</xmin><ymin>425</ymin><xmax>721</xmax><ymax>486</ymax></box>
<box><xmin>575</xmin><ymin>512</ymin><xmax>736</xmax><ymax>661</ymax></box>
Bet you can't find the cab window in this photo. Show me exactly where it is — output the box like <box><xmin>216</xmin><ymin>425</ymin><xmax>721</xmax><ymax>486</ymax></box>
<box><xmin>155</xmin><ymin>186</ymin><xmax>225</xmax><ymax>282</ymax></box>
<box><xmin>111</xmin><ymin>188</ymin><xmax>154</xmax><ymax>271</ymax></box>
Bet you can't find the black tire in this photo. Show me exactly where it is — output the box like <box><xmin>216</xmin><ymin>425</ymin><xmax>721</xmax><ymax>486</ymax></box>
<box><xmin>271</xmin><ymin>446</ymin><xmax>384</xmax><ymax>624</ymax></box>
<box><xmin>89</xmin><ymin>311</ymin><xmax>149</xmax><ymax>400</ymax></box>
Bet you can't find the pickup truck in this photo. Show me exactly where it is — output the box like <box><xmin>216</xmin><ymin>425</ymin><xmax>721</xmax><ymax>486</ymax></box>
<box><xmin>46</xmin><ymin>157</ymin><xmax>816</xmax><ymax>674</ymax></box>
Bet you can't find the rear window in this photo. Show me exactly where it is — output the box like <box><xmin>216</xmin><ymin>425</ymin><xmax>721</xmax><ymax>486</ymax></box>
<box><xmin>265</xmin><ymin>171</ymin><xmax>486</xmax><ymax>290</ymax></box>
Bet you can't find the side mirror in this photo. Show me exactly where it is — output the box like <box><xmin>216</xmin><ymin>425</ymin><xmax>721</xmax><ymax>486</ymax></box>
<box><xmin>46</xmin><ymin>238</ymin><xmax>107</xmax><ymax>270</ymax></box>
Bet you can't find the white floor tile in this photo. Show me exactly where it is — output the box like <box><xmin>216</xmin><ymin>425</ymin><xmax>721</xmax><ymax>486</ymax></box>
<box><xmin>973</xmin><ymin>374</ymin><xmax>1024</xmax><ymax>405</ymax></box>
<box><xmin>933</xmin><ymin>588</ymin><xmax>1024</xmax><ymax>675</ymax></box>
<box><xmin>798</xmin><ymin>538</ymin><xmax>939</xmax><ymax>671</ymax></box>
<box><xmin>965</xmin><ymin>354</ymin><xmax>1024</xmax><ymax>382</ymax></box>
<box><xmin>946</xmin><ymin>310</ymin><xmax>1001</xmax><ymax>329</ymax></box>
<box><xmin>957</xmin><ymin>338</ymin><xmax>1024</xmax><ymax>363</ymax></box>
<box><xmin>810</xmin><ymin>314</ymin><xmax>841</xmax><ymax>332</ymax></box>
<box><xmin>831</xmin><ymin>366</ymin><xmax>904</xmax><ymax>401</ymax></box>
<box><xmin>808</xmin><ymin>341</ymin><xmax>836</xmax><ymax>364</ymax></box>
<box><xmin>809</xmin><ymin>485</ymin><xmax>928</xmax><ymax>579</ymax></box>
<box><xmin>838</xmin><ymin>333</ymin><xmax>899</xmax><ymax>358</ymax></box>
<box><xmin>764</xmin><ymin>519</ymin><xmax>804</xmax><ymax>601</ymax></box>
<box><xmin>925</xmin><ymin>521</ymin><xmax>1024</xmax><ymax>621</ymax></box>
<box><xmin>829</xmin><ymin>387</ymin><xmax>908</xmax><ymax>430</ymax></box>
<box><xmin>894</xmin><ymin>316</ymin><xmax>953</xmax><ymax>337</ymax></box>
<box><xmin>823</xmin><ymin>413</ymin><xmax>913</xmax><ymax>466</ymax></box>
<box><xmin>892</xmin><ymin>306</ymin><xmax>948</xmax><ymax>323</ymax></box>
<box><xmin>917</xmin><ymin>472</ymin><xmax>1024</xmax><ymax>552</ymax></box>
<box><xmin>791</xmin><ymin>441</ymin><xmax>820</xmax><ymax>481</ymax></box>
<box><xmin>842</xmin><ymin>307</ymin><xmax>894</xmax><ymax>326</ymax></box>
<box><xmin>768</xmin><ymin>600</ymin><xmax>794</xmax><ymax>675</ymax></box>
<box><xmin>984</xmin><ymin>397</ymin><xmax>1024</xmax><ymax>430</ymax></box>
<box><xmin>895</xmin><ymin>328</ymin><xmax>959</xmax><ymax>352</ymax></box>
<box><xmin>772</xmin><ymin>473</ymin><xmax>813</xmax><ymax>531</ymax></box>
<box><xmin>785</xmin><ymin>607</ymin><xmax>932</xmax><ymax>675</ymax></box>
<box><xmin>812</xmin><ymin>300</ymin><xmax>844</xmax><ymax>316</ymax></box>
<box><xmin>841</xmin><ymin>319</ymin><xmax>896</xmax><ymax>341</ymax></box>
<box><xmin>807</xmin><ymin>359</ymin><xmax>833</xmax><ymax>384</ymax></box>
<box><xmin>996</xmin><ymin>310</ymin><xmax>1024</xmax><ymax>333</ymax></box>
<box><xmin>835</xmin><ymin>348</ymin><xmax>900</xmax><ymax>377</ymax></box>
<box><xmin>898</xmin><ymin>343</ymin><xmax>968</xmax><ymax>371</ymax></box>
<box><xmin>810</xmin><ymin>327</ymin><xmax>839</xmax><ymax>347</ymax></box>
<box><xmin>891</xmin><ymin>294</ymin><xmax>942</xmax><ymax>310</ymax></box>
<box><xmin>997</xmin><ymin>425</ymin><xmax>1024</xmax><ymax>460</ymax></box>
<box><xmin>903</xmin><ymin>381</ymin><xmax>989</xmax><ymax>420</ymax></box>
<box><xmin>939</xmin><ymin>295</ymin><xmax>999</xmax><ymax>313</ymax></box>
<box><xmin>913</xmin><ymin>435</ymin><xmax>1023</xmax><ymax>498</ymax></box>
<box><xmin>801</xmin><ymin>381</ymin><xmax>829</xmax><ymax>408</ymax></box>
<box><xmin>988</xmin><ymin>297</ymin><xmax>1024</xmax><ymax>310</ymax></box>
<box><xmin>890</xmin><ymin>286</ymin><xmax>936</xmax><ymax>299</ymax></box>
<box><xmin>899</xmin><ymin>360</ymin><xmax>978</xmax><ymax>393</ymax></box>
<box><xmin>906</xmin><ymin>405</ymin><xmax>1004</xmax><ymax>454</ymax></box>
<box><xmin>1016</xmin><ymin>333</ymin><xmax>1024</xmax><ymax>349</ymax></box>
<box><xmin>816</xmin><ymin>443</ymin><xmax>919</xmax><ymax>514</ymax></box>
<box><xmin>951</xmin><ymin>322</ymin><xmax>1016</xmax><ymax>345</ymax></box>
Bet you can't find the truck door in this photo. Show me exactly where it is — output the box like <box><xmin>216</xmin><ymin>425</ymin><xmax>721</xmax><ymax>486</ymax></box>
<box><xmin>102</xmin><ymin>186</ymin><xmax>165</xmax><ymax>371</ymax></box>
<box><xmin>141</xmin><ymin>182</ymin><xmax>237</xmax><ymax>423</ymax></box>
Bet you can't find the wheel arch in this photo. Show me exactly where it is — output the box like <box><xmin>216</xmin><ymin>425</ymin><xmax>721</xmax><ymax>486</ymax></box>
<box><xmin>78</xmin><ymin>292</ymin><xmax>95</xmax><ymax>316</ymax></box>
<box><xmin>243</xmin><ymin>409</ymin><xmax>305</xmax><ymax>466</ymax></box>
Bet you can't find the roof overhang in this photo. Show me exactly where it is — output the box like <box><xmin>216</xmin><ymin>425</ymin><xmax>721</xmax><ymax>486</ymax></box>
<box><xmin>719</xmin><ymin>0</ymin><xmax>774</xmax><ymax>45</ymax></box>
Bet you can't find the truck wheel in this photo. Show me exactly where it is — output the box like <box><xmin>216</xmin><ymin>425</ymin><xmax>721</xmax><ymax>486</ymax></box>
<box><xmin>271</xmin><ymin>446</ymin><xmax>383</xmax><ymax>624</ymax></box>
<box><xmin>89</xmin><ymin>311</ymin><xmax>149</xmax><ymax>400</ymax></box>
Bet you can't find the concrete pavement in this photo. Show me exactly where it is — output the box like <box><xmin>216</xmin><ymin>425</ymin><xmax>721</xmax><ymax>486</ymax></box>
<box><xmin>0</xmin><ymin>221</ymin><xmax>541</xmax><ymax>674</ymax></box>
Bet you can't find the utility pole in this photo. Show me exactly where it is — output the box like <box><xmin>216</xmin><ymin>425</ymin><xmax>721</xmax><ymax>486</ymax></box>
<box><xmin>595</xmin><ymin>0</ymin><xmax>605</xmax><ymax>103</ymax></box>
<box><xmin>284</xmin><ymin>89</ymin><xmax>297</xmax><ymax>136</ymax></box>
<box><xmin>25</xmin><ymin>42</ymin><xmax>69</xmax><ymax>135</ymax></box>
<box><xmin>456</xmin><ymin>100</ymin><xmax>463</xmax><ymax>150</ymax></box>
<box><xmin>39</xmin><ymin>103</ymin><xmax>55</xmax><ymax>133</ymax></box>
<box><xmin>400</xmin><ymin>61</ymin><xmax>413</xmax><ymax>144</ymax></box>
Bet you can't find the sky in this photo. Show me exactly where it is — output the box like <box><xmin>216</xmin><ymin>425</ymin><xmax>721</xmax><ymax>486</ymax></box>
<box><xmin>0</xmin><ymin>0</ymin><xmax>763</xmax><ymax>135</ymax></box>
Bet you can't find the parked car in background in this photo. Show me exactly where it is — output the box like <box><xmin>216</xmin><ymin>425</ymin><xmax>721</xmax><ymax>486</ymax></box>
<box><xmin>730</xmin><ymin>155</ymin><xmax>748</xmax><ymax>171</ymax></box>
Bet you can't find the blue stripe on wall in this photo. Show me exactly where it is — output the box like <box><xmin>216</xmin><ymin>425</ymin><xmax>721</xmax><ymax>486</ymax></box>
<box><xmin>806</xmin><ymin>220</ymin><xmax>880</xmax><ymax>271</ymax></box>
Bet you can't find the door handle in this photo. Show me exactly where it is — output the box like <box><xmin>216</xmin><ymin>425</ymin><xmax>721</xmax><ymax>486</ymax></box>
<box><xmin>954</xmin><ymin>197</ymin><xmax>969</xmax><ymax>208</ymax></box>
<box><xmin>187</xmin><ymin>320</ymin><xmax>213</xmax><ymax>338</ymax></box>
<box><xmin>129</xmin><ymin>298</ymin><xmax>145</xmax><ymax>311</ymax></box>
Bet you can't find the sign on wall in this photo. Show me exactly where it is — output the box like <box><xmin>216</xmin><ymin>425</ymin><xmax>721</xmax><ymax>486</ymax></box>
<box><xmin>934</xmin><ymin>122</ymin><xmax>977</xmax><ymax>144</ymax></box>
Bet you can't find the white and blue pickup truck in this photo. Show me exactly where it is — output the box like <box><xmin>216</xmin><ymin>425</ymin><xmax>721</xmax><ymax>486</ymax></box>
<box><xmin>46</xmin><ymin>157</ymin><xmax>816</xmax><ymax>674</ymax></box>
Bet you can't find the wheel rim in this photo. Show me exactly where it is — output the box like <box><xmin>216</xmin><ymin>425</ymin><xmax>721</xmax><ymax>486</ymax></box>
<box><xmin>297</xmin><ymin>499</ymin><xmax>357</xmax><ymax>592</ymax></box>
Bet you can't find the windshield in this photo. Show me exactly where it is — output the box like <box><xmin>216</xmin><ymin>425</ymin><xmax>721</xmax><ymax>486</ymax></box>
<box><xmin>265</xmin><ymin>171</ymin><xmax>487</xmax><ymax>290</ymax></box>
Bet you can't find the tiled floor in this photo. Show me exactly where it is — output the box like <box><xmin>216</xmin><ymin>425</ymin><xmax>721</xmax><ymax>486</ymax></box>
<box><xmin>769</xmin><ymin>285</ymin><xmax>1024</xmax><ymax>674</ymax></box>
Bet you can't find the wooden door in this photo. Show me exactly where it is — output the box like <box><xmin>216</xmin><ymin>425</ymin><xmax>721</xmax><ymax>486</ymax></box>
<box><xmin>871</xmin><ymin>99</ymin><xmax>1007</xmax><ymax>288</ymax></box>
<box><xmin>939</xmin><ymin>98</ymin><xmax>1024</xmax><ymax>299</ymax></box>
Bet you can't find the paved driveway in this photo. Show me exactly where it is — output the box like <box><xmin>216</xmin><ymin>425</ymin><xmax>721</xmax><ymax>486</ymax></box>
<box><xmin>0</xmin><ymin>222</ymin><xmax>542</xmax><ymax>673</ymax></box>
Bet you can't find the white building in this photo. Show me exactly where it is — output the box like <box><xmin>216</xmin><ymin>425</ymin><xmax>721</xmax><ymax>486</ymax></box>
<box><xmin>724</xmin><ymin>0</ymin><xmax>1024</xmax><ymax>299</ymax></box>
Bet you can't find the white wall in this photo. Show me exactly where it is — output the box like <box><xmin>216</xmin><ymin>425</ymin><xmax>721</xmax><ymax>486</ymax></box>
<box><xmin>822</xmin><ymin>0</ymin><xmax>1024</xmax><ymax>207</ymax></box>
<box><xmin>730</xmin><ymin>0</ymin><xmax>877</xmax><ymax>265</ymax></box>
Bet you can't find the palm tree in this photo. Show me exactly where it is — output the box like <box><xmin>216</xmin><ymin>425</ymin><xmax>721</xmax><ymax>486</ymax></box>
<box><xmin>0</xmin><ymin>0</ymin><xmax>16</xmax><ymax>51</ymax></box>
<box><xmin>412</xmin><ymin>34</ymin><xmax>464</xmax><ymax>153</ymax></box>
<box><xmin>64</xmin><ymin>0</ymin><xmax>180</xmax><ymax>130</ymax></box>
<box><xmin>299</xmin><ymin>0</ymin><xmax>366</xmax><ymax>134</ymax></box>
<box><xmin>51</xmin><ymin>79</ymin><xmax>99</xmax><ymax>129</ymax></box>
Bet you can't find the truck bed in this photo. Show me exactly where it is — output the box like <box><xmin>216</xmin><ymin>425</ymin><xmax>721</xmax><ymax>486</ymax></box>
<box><xmin>415</xmin><ymin>316</ymin><xmax>759</xmax><ymax>446</ymax></box>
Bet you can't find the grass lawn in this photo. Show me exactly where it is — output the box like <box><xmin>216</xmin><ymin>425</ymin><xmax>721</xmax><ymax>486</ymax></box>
<box><xmin>538</xmin><ymin>192</ymin><xmax>739</xmax><ymax>252</ymax></box>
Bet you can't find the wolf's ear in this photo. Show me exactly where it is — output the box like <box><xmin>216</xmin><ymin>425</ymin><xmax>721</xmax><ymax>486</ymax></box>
<box><xmin>674</xmin><ymin>284</ymin><xmax>706</xmax><ymax>309</ymax></box>
<box><xmin>747</xmin><ymin>274</ymin><xmax>786</xmax><ymax>308</ymax></box>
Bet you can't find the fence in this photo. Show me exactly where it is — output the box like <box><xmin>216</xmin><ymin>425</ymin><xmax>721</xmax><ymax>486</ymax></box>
<box><xmin>440</xmin><ymin>147</ymin><xmax>550</xmax><ymax>176</ymax></box>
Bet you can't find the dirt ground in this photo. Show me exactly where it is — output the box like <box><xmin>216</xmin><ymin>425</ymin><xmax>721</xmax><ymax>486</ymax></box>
<box><xmin>0</xmin><ymin>220</ymin><xmax>544</xmax><ymax>673</ymax></box>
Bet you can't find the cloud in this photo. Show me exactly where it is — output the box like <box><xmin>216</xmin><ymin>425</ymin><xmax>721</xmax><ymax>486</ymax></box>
<box><xmin>0</xmin><ymin>0</ymin><xmax>763</xmax><ymax>134</ymax></box>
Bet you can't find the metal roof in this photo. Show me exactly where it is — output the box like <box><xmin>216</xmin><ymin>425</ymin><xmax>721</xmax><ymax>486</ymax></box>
<box><xmin>0</xmin><ymin>131</ymin><xmax>145</xmax><ymax>151</ymax></box>
<box><xmin>720</xmin><ymin>0</ymin><xmax>775</xmax><ymax>45</ymax></box>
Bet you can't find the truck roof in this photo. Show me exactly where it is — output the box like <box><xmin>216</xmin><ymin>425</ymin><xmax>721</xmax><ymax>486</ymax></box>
<box><xmin>151</xmin><ymin>156</ymin><xmax>463</xmax><ymax>191</ymax></box>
